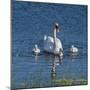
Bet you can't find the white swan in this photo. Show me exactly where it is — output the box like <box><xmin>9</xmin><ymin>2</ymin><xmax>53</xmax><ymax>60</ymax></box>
<box><xmin>32</xmin><ymin>44</ymin><xmax>40</xmax><ymax>54</ymax></box>
<box><xmin>44</xmin><ymin>23</ymin><xmax>63</xmax><ymax>56</ymax></box>
<box><xmin>69</xmin><ymin>45</ymin><xmax>78</xmax><ymax>53</ymax></box>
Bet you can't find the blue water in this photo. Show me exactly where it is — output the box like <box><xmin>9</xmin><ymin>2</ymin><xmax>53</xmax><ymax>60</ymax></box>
<box><xmin>12</xmin><ymin>1</ymin><xmax>87</xmax><ymax>89</ymax></box>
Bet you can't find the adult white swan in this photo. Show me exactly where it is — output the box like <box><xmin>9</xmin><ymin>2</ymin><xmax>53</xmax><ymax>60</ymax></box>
<box><xmin>44</xmin><ymin>23</ymin><xmax>63</xmax><ymax>56</ymax></box>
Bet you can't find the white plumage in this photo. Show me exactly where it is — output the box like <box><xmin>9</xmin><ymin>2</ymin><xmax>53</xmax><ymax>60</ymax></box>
<box><xmin>44</xmin><ymin>23</ymin><xmax>63</xmax><ymax>56</ymax></box>
<box><xmin>69</xmin><ymin>45</ymin><xmax>78</xmax><ymax>53</ymax></box>
<box><xmin>32</xmin><ymin>44</ymin><xmax>40</xmax><ymax>54</ymax></box>
<box><xmin>44</xmin><ymin>36</ymin><xmax>63</xmax><ymax>54</ymax></box>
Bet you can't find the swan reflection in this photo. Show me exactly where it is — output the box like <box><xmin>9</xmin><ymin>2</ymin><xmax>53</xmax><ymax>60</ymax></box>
<box><xmin>34</xmin><ymin>53</ymin><xmax>63</xmax><ymax>80</ymax></box>
<box><xmin>51</xmin><ymin>56</ymin><xmax>63</xmax><ymax>80</ymax></box>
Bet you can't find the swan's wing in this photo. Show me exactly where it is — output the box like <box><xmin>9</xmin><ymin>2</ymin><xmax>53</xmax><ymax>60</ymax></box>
<box><xmin>47</xmin><ymin>36</ymin><xmax>54</xmax><ymax>43</ymax></box>
<box><xmin>56</xmin><ymin>38</ymin><xmax>63</xmax><ymax>50</ymax></box>
<box><xmin>32</xmin><ymin>48</ymin><xmax>35</xmax><ymax>52</ymax></box>
<box><xmin>44</xmin><ymin>36</ymin><xmax>63</xmax><ymax>53</ymax></box>
<box><xmin>44</xmin><ymin>36</ymin><xmax>54</xmax><ymax>52</ymax></box>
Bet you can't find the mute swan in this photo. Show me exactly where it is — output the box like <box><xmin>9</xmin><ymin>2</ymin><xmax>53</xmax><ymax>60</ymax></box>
<box><xmin>44</xmin><ymin>23</ymin><xmax>63</xmax><ymax>56</ymax></box>
<box><xmin>69</xmin><ymin>45</ymin><xmax>78</xmax><ymax>53</ymax></box>
<box><xmin>32</xmin><ymin>44</ymin><xmax>40</xmax><ymax>54</ymax></box>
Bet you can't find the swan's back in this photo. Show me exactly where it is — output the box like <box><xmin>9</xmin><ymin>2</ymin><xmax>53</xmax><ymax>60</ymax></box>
<box><xmin>70</xmin><ymin>45</ymin><xmax>78</xmax><ymax>53</ymax></box>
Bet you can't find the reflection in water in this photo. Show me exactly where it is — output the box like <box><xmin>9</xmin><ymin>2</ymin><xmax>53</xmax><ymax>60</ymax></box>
<box><xmin>51</xmin><ymin>56</ymin><xmax>63</xmax><ymax>80</ymax></box>
<box><xmin>34</xmin><ymin>53</ymin><xmax>63</xmax><ymax>81</ymax></box>
<box><xmin>33</xmin><ymin>51</ymin><xmax>83</xmax><ymax>83</ymax></box>
<box><xmin>34</xmin><ymin>55</ymin><xmax>39</xmax><ymax>63</ymax></box>
<box><xmin>69</xmin><ymin>52</ymin><xmax>79</xmax><ymax>62</ymax></box>
<box><xmin>34</xmin><ymin>53</ymin><xmax>42</xmax><ymax>63</ymax></box>
<box><xmin>69</xmin><ymin>52</ymin><xmax>79</xmax><ymax>57</ymax></box>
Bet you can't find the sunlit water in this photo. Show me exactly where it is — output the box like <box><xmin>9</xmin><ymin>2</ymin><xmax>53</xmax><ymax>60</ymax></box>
<box><xmin>12</xmin><ymin>1</ymin><xmax>87</xmax><ymax>89</ymax></box>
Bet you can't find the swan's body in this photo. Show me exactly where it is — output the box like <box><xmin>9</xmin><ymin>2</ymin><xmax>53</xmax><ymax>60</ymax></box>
<box><xmin>44</xmin><ymin>36</ymin><xmax>63</xmax><ymax>54</ymax></box>
<box><xmin>32</xmin><ymin>44</ymin><xmax>40</xmax><ymax>54</ymax></box>
<box><xmin>44</xmin><ymin>23</ymin><xmax>63</xmax><ymax>56</ymax></box>
<box><xmin>69</xmin><ymin>45</ymin><xmax>78</xmax><ymax>53</ymax></box>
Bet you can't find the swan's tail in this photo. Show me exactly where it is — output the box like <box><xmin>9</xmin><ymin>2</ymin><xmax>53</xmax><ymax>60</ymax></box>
<box><xmin>44</xmin><ymin>35</ymin><xmax>47</xmax><ymax>40</ymax></box>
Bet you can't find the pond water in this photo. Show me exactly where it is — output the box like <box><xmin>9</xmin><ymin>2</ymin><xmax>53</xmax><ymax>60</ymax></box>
<box><xmin>12</xmin><ymin>1</ymin><xmax>87</xmax><ymax>89</ymax></box>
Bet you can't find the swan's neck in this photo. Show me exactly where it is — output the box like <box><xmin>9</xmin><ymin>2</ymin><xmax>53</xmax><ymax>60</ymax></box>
<box><xmin>53</xmin><ymin>29</ymin><xmax>57</xmax><ymax>53</ymax></box>
<box><xmin>53</xmin><ymin>29</ymin><xmax>57</xmax><ymax>40</ymax></box>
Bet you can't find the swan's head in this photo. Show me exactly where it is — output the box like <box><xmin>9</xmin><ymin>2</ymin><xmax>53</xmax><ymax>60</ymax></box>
<box><xmin>35</xmin><ymin>44</ymin><xmax>38</xmax><ymax>48</ymax></box>
<box><xmin>55</xmin><ymin>22</ymin><xmax>59</xmax><ymax>32</ymax></box>
<box><xmin>71</xmin><ymin>45</ymin><xmax>74</xmax><ymax>48</ymax></box>
<box><xmin>44</xmin><ymin>35</ymin><xmax>47</xmax><ymax>40</ymax></box>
